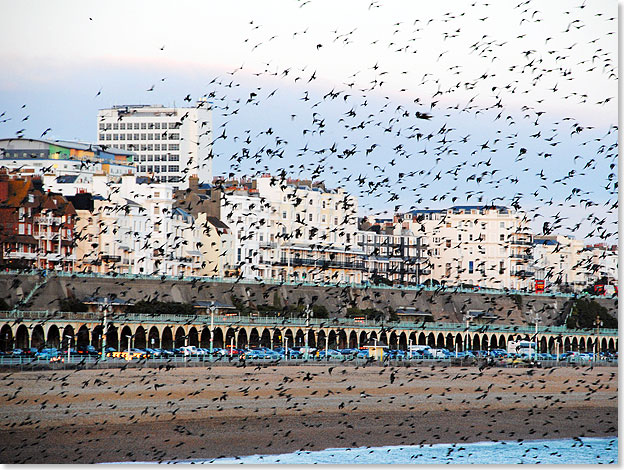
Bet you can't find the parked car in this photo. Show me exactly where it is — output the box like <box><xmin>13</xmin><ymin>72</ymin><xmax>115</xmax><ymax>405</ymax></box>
<box><xmin>356</xmin><ymin>349</ymin><xmax>369</xmax><ymax>359</ymax></box>
<box><xmin>339</xmin><ymin>348</ymin><xmax>359</xmax><ymax>359</ymax></box>
<box><xmin>317</xmin><ymin>349</ymin><xmax>344</xmax><ymax>360</ymax></box>
<box><xmin>36</xmin><ymin>348</ymin><xmax>61</xmax><ymax>361</ymax></box>
<box><xmin>243</xmin><ymin>347</ymin><xmax>281</xmax><ymax>360</ymax></box>
<box><xmin>10</xmin><ymin>348</ymin><xmax>24</xmax><ymax>357</ymax></box>
<box><xmin>297</xmin><ymin>346</ymin><xmax>317</xmax><ymax>358</ymax></box>
<box><xmin>387</xmin><ymin>349</ymin><xmax>407</xmax><ymax>360</ymax></box>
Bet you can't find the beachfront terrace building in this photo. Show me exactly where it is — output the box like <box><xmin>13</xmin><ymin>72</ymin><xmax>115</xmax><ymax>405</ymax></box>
<box><xmin>584</xmin><ymin>243</ymin><xmax>618</xmax><ymax>286</ymax></box>
<box><xmin>400</xmin><ymin>206</ymin><xmax>533</xmax><ymax>290</ymax></box>
<box><xmin>356</xmin><ymin>218</ymin><xmax>430</xmax><ymax>286</ymax></box>
<box><xmin>0</xmin><ymin>173</ymin><xmax>76</xmax><ymax>271</ymax></box>
<box><xmin>255</xmin><ymin>175</ymin><xmax>363</xmax><ymax>284</ymax></box>
<box><xmin>204</xmin><ymin>175</ymin><xmax>364</xmax><ymax>283</ymax></box>
<box><xmin>97</xmin><ymin>103</ymin><xmax>212</xmax><ymax>189</ymax></box>
<box><xmin>72</xmin><ymin>175</ymin><xmax>202</xmax><ymax>276</ymax></box>
<box><xmin>532</xmin><ymin>235</ymin><xmax>590</xmax><ymax>292</ymax></box>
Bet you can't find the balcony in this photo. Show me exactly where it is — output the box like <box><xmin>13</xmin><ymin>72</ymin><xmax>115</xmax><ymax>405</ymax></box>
<box><xmin>510</xmin><ymin>240</ymin><xmax>532</xmax><ymax>246</ymax></box>
<box><xmin>101</xmin><ymin>255</ymin><xmax>122</xmax><ymax>263</ymax></box>
<box><xmin>510</xmin><ymin>253</ymin><xmax>532</xmax><ymax>260</ymax></box>
<box><xmin>278</xmin><ymin>257</ymin><xmax>365</xmax><ymax>270</ymax></box>
<box><xmin>259</xmin><ymin>241</ymin><xmax>278</xmax><ymax>248</ymax></box>
<box><xmin>35</xmin><ymin>216</ymin><xmax>63</xmax><ymax>225</ymax></box>
<box><xmin>6</xmin><ymin>251</ymin><xmax>37</xmax><ymax>260</ymax></box>
<box><xmin>511</xmin><ymin>270</ymin><xmax>535</xmax><ymax>278</ymax></box>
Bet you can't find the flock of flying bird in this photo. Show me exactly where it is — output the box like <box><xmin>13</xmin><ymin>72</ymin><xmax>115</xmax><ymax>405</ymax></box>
<box><xmin>0</xmin><ymin>0</ymin><xmax>619</xmax><ymax>464</ymax></box>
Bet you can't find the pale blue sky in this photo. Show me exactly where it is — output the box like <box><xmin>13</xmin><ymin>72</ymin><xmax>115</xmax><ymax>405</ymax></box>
<box><xmin>0</xmin><ymin>0</ymin><xmax>618</xmax><ymax>243</ymax></box>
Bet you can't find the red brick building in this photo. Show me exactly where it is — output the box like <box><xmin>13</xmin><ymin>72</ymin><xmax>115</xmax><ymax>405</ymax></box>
<box><xmin>0</xmin><ymin>173</ymin><xmax>76</xmax><ymax>271</ymax></box>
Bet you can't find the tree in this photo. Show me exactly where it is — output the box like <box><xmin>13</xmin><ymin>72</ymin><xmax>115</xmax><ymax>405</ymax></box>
<box><xmin>566</xmin><ymin>298</ymin><xmax>617</xmax><ymax>329</ymax></box>
<box><xmin>128</xmin><ymin>300</ymin><xmax>195</xmax><ymax>315</ymax></box>
<box><xmin>59</xmin><ymin>297</ymin><xmax>88</xmax><ymax>313</ymax></box>
<box><xmin>312</xmin><ymin>304</ymin><xmax>329</xmax><ymax>319</ymax></box>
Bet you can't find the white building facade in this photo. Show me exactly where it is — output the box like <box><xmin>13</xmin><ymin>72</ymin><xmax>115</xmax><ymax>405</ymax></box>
<box><xmin>74</xmin><ymin>175</ymin><xmax>202</xmax><ymax>276</ymax></box>
<box><xmin>214</xmin><ymin>175</ymin><xmax>363</xmax><ymax>283</ymax></box>
<box><xmin>97</xmin><ymin>103</ymin><xmax>212</xmax><ymax>189</ymax></box>
<box><xmin>532</xmin><ymin>235</ymin><xmax>589</xmax><ymax>292</ymax></box>
<box><xmin>356</xmin><ymin>219</ymin><xmax>429</xmax><ymax>286</ymax></box>
<box><xmin>402</xmin><ymin>206</ymin><xmax>533</xmax><ymax>290</ymax></box>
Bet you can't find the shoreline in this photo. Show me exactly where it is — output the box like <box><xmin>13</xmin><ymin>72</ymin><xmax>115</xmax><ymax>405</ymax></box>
<box><xmin>120</xmin><ymin>435</ymin><xmax>620</xmax><ymax>465</ymax></box>
<box><xmin>0</xmin><ymin>364</ymin><xmax>617</xmax><ymax>463</ymax></box>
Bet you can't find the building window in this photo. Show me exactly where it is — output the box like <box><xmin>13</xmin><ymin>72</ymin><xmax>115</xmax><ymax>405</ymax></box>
<box><xmin>168</xmin><ymin>165</ymin><xmax>179</xmax><ymax>172</ymax></box>
<box><xmin>469</xmin><ymin>261</ymin><xmax>474</xmax><ymax>274</ymax></box>
<box><xmin>141</xmin><ymin>122</ymin><xmax>146</xmax><ymax>129</ymax></box>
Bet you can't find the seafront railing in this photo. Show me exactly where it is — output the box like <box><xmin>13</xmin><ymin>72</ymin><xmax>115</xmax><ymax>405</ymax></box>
<box><xmin>0</xmin><ymin>310</ymin><xmax>617</xmax><ymax>337</ymax></box>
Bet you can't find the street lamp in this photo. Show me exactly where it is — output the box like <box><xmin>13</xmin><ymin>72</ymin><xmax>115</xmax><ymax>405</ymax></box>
<box><xmin>304</xmin><ymin>304</ymin><xmax>311</xmax><ymax>360</ymax></box>
<box><xmin>99</xmin><ymin>297</ymin><xmax>110</xmax><ymax>361</ymax></box>
<box><xmin>464</xmin><ymin>312</ymin><xmax>473</xmax><ymax>353</ymax></box>
<box><xmin>533</xmin><ymin>311</ymin><xmax>540</xmax><ymax>362</ymax></box>
<box><xmin>65</xmin><ymin>335</ymin><xmax>72</xmax><ymax>363</ymax></box>
<box><xmin>209</xmin><ymin>302</ymin><xmax>216</xmax><ymax>354</ymax></box>
<box><xmin>594</xmin><ymin>315</ymin><xmax>602</xmax><ymax>360</ymax></box>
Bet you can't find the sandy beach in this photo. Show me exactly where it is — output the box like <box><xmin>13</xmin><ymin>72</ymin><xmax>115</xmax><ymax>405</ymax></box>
<box><xmin>0</xmin><ymin>362</ymin><xmax>617</xmax><ymax>463</ymax></box>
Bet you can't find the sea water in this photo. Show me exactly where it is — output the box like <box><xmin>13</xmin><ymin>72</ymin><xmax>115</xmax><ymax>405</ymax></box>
<box><xmin>147</xmin><ymin>436</ymin><xmax>617</xmax><ymax>464</ymax></box>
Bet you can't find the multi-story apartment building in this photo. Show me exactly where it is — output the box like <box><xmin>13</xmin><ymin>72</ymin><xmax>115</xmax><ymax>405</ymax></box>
<box><xmin>0</xmin><ymin>173</ymin><xmax>76</xmax><ymax>271</ymax></box>
<box><xmin>97</xmin><ymin>103</ymin><xmax>212</xmax><ymax>189</ymax></box>
<box><xmin>401</xmin><ymin>205</ymin><xmax>533</xmax><ymax>290</ymax></box>
<box><xmin>532</xmin><ymin>235</ymin><xmax>589</xmax><ymax>292</ymax></box>
<box><xmin>73</xmin><ymin>175</ymin><xmax>202</xmax><ymax>276</ymax></box>
<box><xmin>254</xmin><ymin>175</ymin><xmax>363</xmax><ymax>284</ymax></box>
<box><xmin>357</xmin><ymin>218</ymin><xmax>429</xmax><ymax>285</ymax></box>
<box><xmin>218</xmin><ymin>182</ymin><xmax>272</xmax><ymax>279</ymax></box>
<box><xmin>197</xmin><ymin>175</ymin><xmax>363</xmax><ymax>283</ymax></box>
<box><xmin>0</xmin><ymin>138</ymin><xmax>135</xmax><ymax>196</ymax></box>
<box><xmin>584</xmin><ymin>243</ymin><xmax>618</xmax><ymax>286</ymax></box>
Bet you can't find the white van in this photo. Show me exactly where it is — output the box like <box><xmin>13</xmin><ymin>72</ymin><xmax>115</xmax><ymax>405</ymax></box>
<box><xmin>180</xmin><ymin>345</ymin><xmax>198</xmax><ymax>356</ymax></box>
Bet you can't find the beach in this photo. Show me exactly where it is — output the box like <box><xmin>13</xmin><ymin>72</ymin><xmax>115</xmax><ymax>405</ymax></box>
<box><xmin>0</xmin><ymin>362</ymin><xmax>617</xmax><ymax>463</ymax></box>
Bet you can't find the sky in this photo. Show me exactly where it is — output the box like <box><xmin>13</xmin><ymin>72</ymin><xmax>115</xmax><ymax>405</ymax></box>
<box><xmin>0</xmin><ymin>0</ymin><xmax>618</xmax><ymax>244</ymax></box>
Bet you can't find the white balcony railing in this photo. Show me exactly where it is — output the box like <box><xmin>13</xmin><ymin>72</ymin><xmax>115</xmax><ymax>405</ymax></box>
<box><xmin>34</xmin><ymin>216</ymin><xmax>63</xmax><ymax>225</ymax></box>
